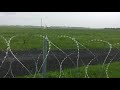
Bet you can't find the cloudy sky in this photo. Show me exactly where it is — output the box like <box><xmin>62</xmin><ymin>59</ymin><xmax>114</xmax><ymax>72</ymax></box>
<box><xmin>0</xmin><ymin>12</ymin><xmax>120</xmax><ymax>28</ymax></box>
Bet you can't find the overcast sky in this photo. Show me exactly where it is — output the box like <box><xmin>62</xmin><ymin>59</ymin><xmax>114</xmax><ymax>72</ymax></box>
<box><xmin>0</xmin><ymin>12</ymin><xmax>120</xmax><ymax>28</ymax></box>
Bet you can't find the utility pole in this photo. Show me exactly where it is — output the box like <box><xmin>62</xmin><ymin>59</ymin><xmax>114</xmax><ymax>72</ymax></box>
<box><xmin>41</xmin><ymin>18</ymin><xmax>42</xmax><ymax>28</ymax></box>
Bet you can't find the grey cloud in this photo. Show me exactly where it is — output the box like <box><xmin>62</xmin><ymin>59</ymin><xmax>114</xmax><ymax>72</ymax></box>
<box><xmin>0</xmin><ymin>12</ymin><xmax>16</xmax><ymax>16</ymax></box>
<box><xmin>0</xmin><ymin>12</ymin><xmax>120</xmax><ymax>28</ymax></box>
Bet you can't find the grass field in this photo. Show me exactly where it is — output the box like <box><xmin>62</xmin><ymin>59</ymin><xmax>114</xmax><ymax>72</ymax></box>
<box><xmin>0</xmin><ymin>26</ymin><xmax>120</xmax><ymax>51</ymax></box>
<box><xmin>17</xmin><ymin>61</ymin><xmax>120</xmax><ymax>78</ymax></box>
<box><xmin>1</xmin><ymin>26</ymin><xmax>120</xmax><ymax>78</ymax></box>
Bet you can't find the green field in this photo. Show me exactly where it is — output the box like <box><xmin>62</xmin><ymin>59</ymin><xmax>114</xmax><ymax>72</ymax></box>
<box><xmin>1</xmin><ymin>26</ymin><xmax>120</xmax><ymax>78</ymax></box>
<box><xmin>0</xmin><ymin>26</ymin><xmax>120</xmax><ymax>52</ymax></box>
<box><xmin>18</xmin><ymin>61</ymin><xmax>120</xmax><ymax>78</ymax></box>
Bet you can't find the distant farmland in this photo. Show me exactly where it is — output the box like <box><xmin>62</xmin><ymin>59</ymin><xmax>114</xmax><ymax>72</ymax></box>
<box><xmin>0</xmin><ymin>26</ymin><xmax>120</xmax><ymax>51</ymax></box>
<box><xmin>0</xmin><ymin>26</ymin><xmax>120</xmax><ymax>78</ymax></box>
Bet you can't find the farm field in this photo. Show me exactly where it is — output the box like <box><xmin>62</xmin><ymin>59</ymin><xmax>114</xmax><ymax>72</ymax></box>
<box><xmin>1</xmin><ymin>12</ymin><xmax>120</xmax><ymax>78</ymax></box>
<box><xmin>0</xmin><ymin>26</ymin><xmax>120</xmax><ymax>78</ymax></box>
<box><xmin>0</xmin><ymin>26</ymin><xmax>120</xmax><ymax>51</ymax></box>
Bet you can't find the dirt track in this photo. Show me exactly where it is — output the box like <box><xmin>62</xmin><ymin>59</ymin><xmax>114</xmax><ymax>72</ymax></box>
<box><xmin>0</xmin><ymin>48</ymin><xmax>120</xmax><ymax>78</ymax></box>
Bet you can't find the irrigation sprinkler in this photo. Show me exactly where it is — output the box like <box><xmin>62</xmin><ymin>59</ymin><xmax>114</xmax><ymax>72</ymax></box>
<box><xmin>42</xmin><ymin>35</ymin><xmax>48</xmax><ymax>78</ymax></box>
